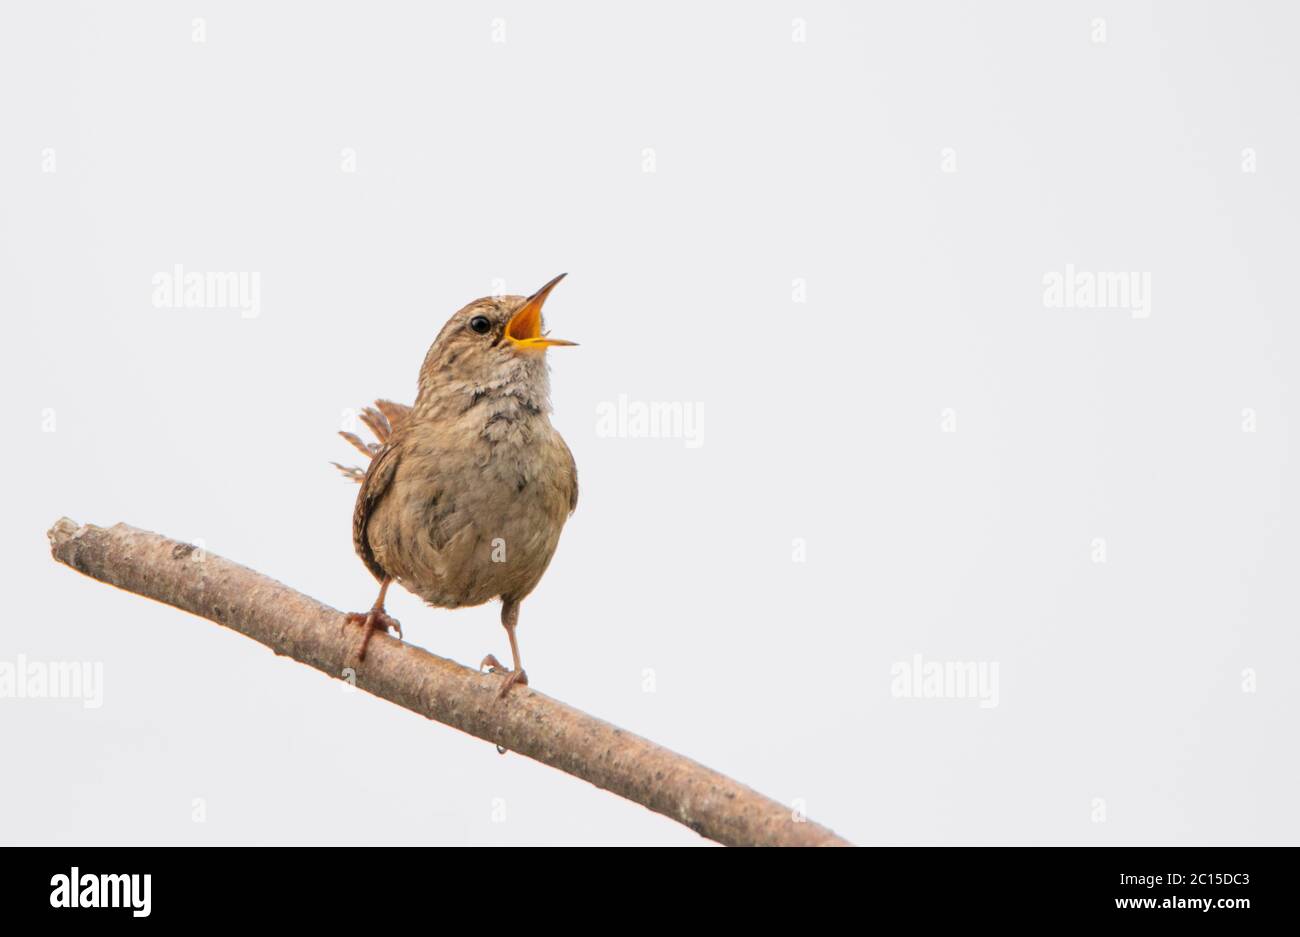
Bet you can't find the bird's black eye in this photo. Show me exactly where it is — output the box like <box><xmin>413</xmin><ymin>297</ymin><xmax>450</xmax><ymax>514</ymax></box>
<box><xmin>469</xmin><ymin>315</ymin><xmax>492</xmax><ymax>335</ymax></box>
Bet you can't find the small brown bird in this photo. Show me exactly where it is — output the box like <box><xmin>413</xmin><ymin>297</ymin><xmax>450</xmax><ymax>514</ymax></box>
<box><xmin>333</xmin><ymin>274</ymin><xmax>578</xmax><ymax>696</ymax></box>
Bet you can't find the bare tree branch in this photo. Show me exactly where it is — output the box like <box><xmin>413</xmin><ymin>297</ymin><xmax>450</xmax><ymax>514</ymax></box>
<box><xmin>47</xmin><ymin>517</ymin><xmax>851</xmax><ymax>847</ymax></box>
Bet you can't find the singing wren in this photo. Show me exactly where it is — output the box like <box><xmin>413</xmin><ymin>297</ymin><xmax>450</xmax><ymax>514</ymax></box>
<box><xmin>333</xmin><ymin>274</ymin><xmax>578</xmax><ymax>696</ymax></box>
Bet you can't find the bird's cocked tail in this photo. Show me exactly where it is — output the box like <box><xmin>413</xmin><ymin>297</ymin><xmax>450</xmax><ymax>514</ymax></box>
<box><xmin>331</xmin><ymin>399</ymin><xmax>411</xmax><ymax>483</ymax></box>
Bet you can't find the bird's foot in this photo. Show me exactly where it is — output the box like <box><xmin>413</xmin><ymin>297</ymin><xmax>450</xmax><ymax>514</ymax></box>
<box><xmin>479</xmin><ymin>654</ymin><xmax>528</xmax><ymax>698</ymax></box>
<box><xmin>345</xmin><ymin>606</ymin><xmax>402</xmax><ymax>661</ymax></box>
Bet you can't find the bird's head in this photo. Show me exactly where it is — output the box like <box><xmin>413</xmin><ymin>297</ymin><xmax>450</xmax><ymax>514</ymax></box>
<box><xmin>416</xmin><ymin>273</ymin><xmax>576</xmax><ymax>413</ymax></box>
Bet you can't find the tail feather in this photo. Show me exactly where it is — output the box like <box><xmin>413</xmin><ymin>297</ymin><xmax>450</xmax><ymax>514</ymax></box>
<box><xmin>358</xmin><ymin>408</ymin><xmax>390</xmax><ymax>445</ymax></box>
<box><xmin>332</xmin><ymin>399</ymin><xmax>412</xmax><ymax>484</ymax></box>
<box><xmin>331</xmin><ymin>461</ymin><xmax>367</xmax><ymax>482</ymax></box>
<box><xmin>339</xmin><ymin>430</ymin><xmax>378</xmax><ymax>458</ymax></box>
<box><xmin>375</xmin><ymin>399</ymin><xmax>411</xmax><ymax>430</ymax></box>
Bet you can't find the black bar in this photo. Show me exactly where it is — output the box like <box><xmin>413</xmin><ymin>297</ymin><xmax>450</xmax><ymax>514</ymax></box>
<box><xmin>2</xmin><ymin>845</ymin><xmax>1290</xmax><ymax>924</ymax></box>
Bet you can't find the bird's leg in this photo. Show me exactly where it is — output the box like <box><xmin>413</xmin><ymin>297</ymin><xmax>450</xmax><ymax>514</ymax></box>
<box><xmin>479</xmin><ymin>599</ymin><xmax>528</xmax><ymax>698</ymax></box>
<box><xmin>344</xmin><ymin>577</ymin><xmax>402</xmax><ymax>661</ymax></box>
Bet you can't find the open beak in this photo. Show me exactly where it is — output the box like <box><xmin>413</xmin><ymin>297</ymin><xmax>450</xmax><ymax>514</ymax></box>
<box><xmin>505</xmin><ymin>273</ymin><xmax>577</xmax><ymax>352</ymax></box>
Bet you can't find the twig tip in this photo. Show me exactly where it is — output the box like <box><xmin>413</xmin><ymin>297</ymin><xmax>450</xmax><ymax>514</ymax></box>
<box><xmin>47</xmin><ymin>517</ymin><xmax>85</xmax><ymax>549</ymax></box>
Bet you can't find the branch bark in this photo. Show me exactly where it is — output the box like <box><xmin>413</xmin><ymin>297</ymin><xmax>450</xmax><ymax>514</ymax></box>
<box><xmin>47</xmin><ymin>517</ymin><xmax>850</xmax><ymax>847</ymax></box>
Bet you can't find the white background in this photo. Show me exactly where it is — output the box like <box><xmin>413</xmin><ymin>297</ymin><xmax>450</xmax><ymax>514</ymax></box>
<box><xmin>2</xmin><ymin>1</ymin><xmax>1296</xmax><ymax>845</ymax></box>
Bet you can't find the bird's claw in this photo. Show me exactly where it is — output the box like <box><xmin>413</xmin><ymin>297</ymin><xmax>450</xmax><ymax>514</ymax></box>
<box><xmin>479</xmin><ymin>655</ymin><xmax>528</xmax><ymax>698</ymax></box>
<box><xmin>344</xmin><ymin>607</ymin><xmax>402</xmax><ymax>660</ymax></box>
<box><xmin>497</xmin><ymin>669</ymin><xmax>528</xmax><ymax>698</ymax></box>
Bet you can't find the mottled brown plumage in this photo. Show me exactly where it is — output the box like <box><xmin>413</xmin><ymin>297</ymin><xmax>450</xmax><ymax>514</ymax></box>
<box><xmin>338</xmin><ymin>275</ymin><xmax>578</xmax><ymax>695</ymax></box>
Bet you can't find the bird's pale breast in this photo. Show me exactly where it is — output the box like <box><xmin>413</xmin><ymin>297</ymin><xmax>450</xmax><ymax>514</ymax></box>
<box><xmin>366</xmin><ymin>417</ymin><xmax>575</xmax><ymax>609</ymax></box>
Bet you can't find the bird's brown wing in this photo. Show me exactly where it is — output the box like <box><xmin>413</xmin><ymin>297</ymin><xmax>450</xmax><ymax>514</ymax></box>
<box><xmin>559</xmin><ymin>435</ymin><xmax>579</xmax><ymax>514</ymax></box>
<box><xmin>353</xmin><ymin>440</ymin><xmax>402</xmax><ymax>582</ymax></box>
